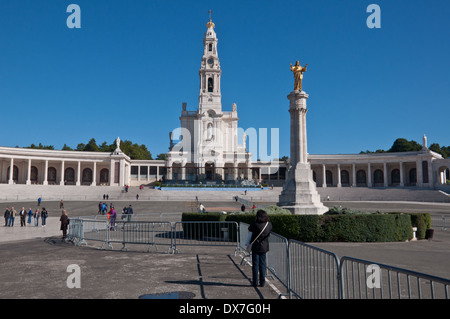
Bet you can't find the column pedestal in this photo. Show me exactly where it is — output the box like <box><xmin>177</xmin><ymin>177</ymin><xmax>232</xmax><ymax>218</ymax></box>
<box><xmin>278</xmin><ymin>90</ymin><xmax>327</xmax><ymax>215</ymax></box>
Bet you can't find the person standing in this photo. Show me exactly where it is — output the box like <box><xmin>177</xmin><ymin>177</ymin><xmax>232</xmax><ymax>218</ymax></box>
<box><xmin>27</xmin><ymin>208</ymin><xmax>33</xmax><ymax>225</ymax></box>
<box><xmin>127</xmin><ymin>205</ymin><xmax>133</xmax><ymax>222</ymax></box>
<box><xmin>8</xmin><ymin>207</ymin><xmax>16</xmax><ymax>227</ymax></box>
<box><xmin>60</xmin><ymin>210</ymin><xmax>70</xmax><ymax>240</ymax></box>
<box><xmin>41</xmin><ymin>208</ymin><xmax>48</xmax><ymax>227</ymax></box>
<box><xmin>248</xmin><ymin>210</ymin><xmax>272</xmax><ymax>287</ymax></box>
<box><xmin>4</xmin><ymin>207</ymin><xmax>10</xmax><ymax>227</ymax></box>
<box><xmin>34</xmin><ymin>209</ymin><xmax>40</xmax><ymax>227</ymax></box>
<box><xmin>109</xmin><ymin>206</ymin><xmax>116</xmax><ymax>230</ymax></box>
<box><xmin>19</xmin><ymin>207</ymin><xmax>26</xmax><ymax>227</ymax></box>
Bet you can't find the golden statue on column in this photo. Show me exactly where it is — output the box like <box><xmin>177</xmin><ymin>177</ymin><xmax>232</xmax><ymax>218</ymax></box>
<box><xmin>290</xmin><ymin>61</ymin><xmax>308</xmax><ymax>91</ymax></box>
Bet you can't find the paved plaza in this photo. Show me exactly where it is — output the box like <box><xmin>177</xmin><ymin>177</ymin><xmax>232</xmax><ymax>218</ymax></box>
<box><xmin>0</xmin><ymin>199</ymin><xmax>449</xmax><ymax>300</ymax></box>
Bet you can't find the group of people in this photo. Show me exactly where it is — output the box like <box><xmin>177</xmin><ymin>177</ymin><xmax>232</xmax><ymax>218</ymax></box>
<box><xmin>102</xmin><ymin>203</ymin><xmax>134</xmax><ymax>230</ymax></box>
<box><xmin>4</xmin><ymin>207</ymin><xmax>49</xmax><ymax>227</ymax></box>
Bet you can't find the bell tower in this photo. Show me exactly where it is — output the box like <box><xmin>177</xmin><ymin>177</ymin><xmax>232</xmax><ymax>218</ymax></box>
<box><xmin>198</xmin><ymin>11</ymin><xmax>222</xmax><ymax>114</ymax></box>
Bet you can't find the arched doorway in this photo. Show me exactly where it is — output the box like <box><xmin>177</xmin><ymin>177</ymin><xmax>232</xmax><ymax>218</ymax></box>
<box><xmin>391</xmin><ymin>169</ymin><xmax>400</xmax><ymax>186</ymax></box>
<box><xmin>82</xmin><ymin>168</ymin><xmax>93</xmax><ymax>185</ymax></box>
<box><xmin>205</xmin><ymin>162</ymin><xmax>215</xmax><ymax>180</ymax></box>
<box><xmin>326</xmin><ymin>170</ymin><xmax>333</xmax><ymax>186</ymax></box>
<box><xmin>48</xmin><ymin>167</ymin><xmax>57</xmax><ymax>184</ymax></box>
<box><xmin>7</xmin><ymin>165</ymin><xmax>19</xmax><ymax>183</ymax></box>
<box><xmin>30</xmin><ymin>166</ymin><xmax>38</xmax><ymax>184</ymax></box>
<box><xmin>341</xmin><ymin>170</ymin><xmax>350</xmax><ymax>186</ymax></box>
<box><xmin>409</xmin><ymin>168</ymin><xmax>417</xmax><ymax>186</ymax></box>
<box><xmin>356</xmin><ymin>170</ymin><xmax>367</xmax><ymax>186</ymax></box>
<box><xmin>64</xmin><ymin>167</ymin><xmax>75</xmax><ymax>185</ymax></box>
<box><xmin>100</xmin><ymin>168</ymin><xmax>109</xmax><ymax>184</ymax></box>
<box><xmin>373</xmin><ymin>169</ymin><xmax>384</xmax><ymax>186</ymax></box>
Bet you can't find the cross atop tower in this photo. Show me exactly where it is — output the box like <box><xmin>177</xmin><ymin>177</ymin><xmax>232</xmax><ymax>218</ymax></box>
<box><xmin>208</xmin><ymin>9</ymin><xmax>213</xmax><ymax>20</ymax></box>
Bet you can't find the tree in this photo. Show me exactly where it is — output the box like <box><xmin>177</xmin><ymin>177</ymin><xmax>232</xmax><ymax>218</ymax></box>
<box><xmin>61</xmin><ymin>144</ymin><xmax>73</xmax><ymax>151</ymax></box>
<box><xmin>99</xmin><ymin>141</ymin><xmax>114</xmax><ymax>153</ymax></box>
<box><xmin>388</xmin><ymin>138</ymin><xmax>422</xmax><ymax>153</ymax></box>
<box><xmin>76</xmin><ymin>143</ymin><xmax>86</xmax><ymax>151</ymax></box>
<box><xmin>156</xmin><ymin>153</ymin><xmax>168</xmax><ymax>160</ymax></box>
<box><xmin>84</xmin><ymin>138</ymin><xmax>99</xmax><ymax>152</ymax></box>
<box><xmin>25</xmin><ymin>143</ymin><xmax>54</xmax><ymax>150</ymax></box>
<box><xmin>430</xmin><ymin>143</ymin><xmax>449</xmax><ymax>158</ymax></box>
<box><xmin>119</xmin><ymin>140</ymin><xmax>152</xmax><ymax>160</ymax></box>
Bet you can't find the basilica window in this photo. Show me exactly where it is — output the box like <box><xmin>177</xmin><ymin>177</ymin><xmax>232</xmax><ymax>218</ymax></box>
<box><xmin>208</xmin><ymin>77</ymin><xmax>214</xmax><ymax>92</ymax></box>
<box><xmin>209</xmin><ymin>43</ymin><xmax>212</xmax><ymax>51</ymax></box>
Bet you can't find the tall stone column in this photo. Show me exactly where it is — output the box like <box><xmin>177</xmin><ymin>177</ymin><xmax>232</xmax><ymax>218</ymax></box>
<box><xmin>8</xmin><ymin>158</ymin><xmax>14</xmax><ymax>184</ymax></box>
<box><xmin>278</xmin><ymin>90</ymin><xmax>327</xmax><ymax>215</ymax></box>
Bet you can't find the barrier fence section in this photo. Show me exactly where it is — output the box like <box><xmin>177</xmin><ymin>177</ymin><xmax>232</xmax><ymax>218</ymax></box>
<box><xmin>431</xmin><ymin>215</ymin><xmax>448</xmax><ymax>231</ymax></box>
<box><xmin>288</xmin><ymin>240</ymin><xmax>342</xmax><ymax>299</ymax></box>
<box><xmin>108</xmin><ymin>221</ymin><xmax>174</xmax><ymax>253</ymax></box>
<box><xmin>340</xmin><ymin>257</ymin><xmax>450</xmax><ymax>299</ymax></box>
<box><xmin>173</xmin><ymin>221</ymin><xmax>239</xmax><ymax>254</ymax></box>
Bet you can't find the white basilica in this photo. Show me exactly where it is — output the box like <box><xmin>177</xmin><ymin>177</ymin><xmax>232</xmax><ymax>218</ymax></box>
<box><xmin>165</xmin><ymin>17</ymin><xmax>252</xmax><ymax>182</ymax></box>
<box><xmin>0</xmin><ymin>17</ymin><xmax>450</xmax><ymax>194</ymax></box>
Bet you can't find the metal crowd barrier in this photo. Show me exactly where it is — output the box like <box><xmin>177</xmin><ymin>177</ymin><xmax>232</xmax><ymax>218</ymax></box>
<box><xmin>67</xmin><ymin>218</ymin><xmax>450</xmax><ymax>299</ymax></box>
<box><xmin>340</xmin><ymin>257</ymin><xmax>450</xmax><ymax>299</ymax></box>
<box><xmin>68</xmin><ymin>218</ymin><xmax>238</xmax><ymax>254</ymax></box>
<box><xmin>431</xmin><ymin>215</ymin><xmax>448</xmax><ymax>231</ymax></box>
<box><xmin>108</xmin><ymin>221</ymin><xmax>174</xmax><ymax>253</ymax></box>
<box><xmin>237</xmin><ymin>223</ymin><xmax>449</xmax><ymax>299</ymax></box>
<box><xmin>288</xmin><ymin>240</ymin><xmax>342</xmax><ymax>299</ymax></box>
<box><xmin>173</xmin><ymin>221</ymin><xmax>239</xmax><ymax>254</ymax></box>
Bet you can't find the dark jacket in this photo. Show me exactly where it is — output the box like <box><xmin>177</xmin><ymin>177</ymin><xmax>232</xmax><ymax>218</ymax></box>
<box><xmin>60</xmin><ymin>214</ymin><xmax>69</xmax><ymax>230</ymax></box>
<box><xmin>248</xmin><ymin>221</ymin><xmax>272</xmax><ymax>254</ymax></box>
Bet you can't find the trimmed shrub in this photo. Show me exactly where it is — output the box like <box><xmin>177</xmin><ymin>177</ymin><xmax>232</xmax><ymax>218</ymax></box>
<box><xmin>183</xmin><ymin>211</ymin><xmax>415</xmax><ymax>242</ymax></box>
<box><xmin>408</xmin><ymin>213</ymin><xmax>432</xmax><ymax>239</ymax></box>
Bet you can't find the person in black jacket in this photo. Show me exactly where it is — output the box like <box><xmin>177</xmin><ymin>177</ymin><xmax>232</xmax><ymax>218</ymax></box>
<box><xmin>248</xmin><ymin>210</ymin><xmax>272</xmax><ymax>287</ymax></box>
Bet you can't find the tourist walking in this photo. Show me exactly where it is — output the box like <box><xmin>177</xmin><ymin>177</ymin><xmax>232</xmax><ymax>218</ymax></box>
<box><xmin>4</xmin><ymin>207</ymin><xmax>10</xmax><ymax>227</ymax></box>
<box><xmin>8</xmin><ymin>207</ymin><xmax>16</xmax><ymax>227</ymax></box>
<box><xmin>34</xmin><ymin>209</ymin><xmax>40</xmax><ymax>227</ymax></box>
<box><xmin>248</xmin><ymin>210</ymin><xmax>272</xmax><ymax>287</ymax></box>
<box><xmin>41</xmin><ymin>208</ymin><xmax>48</xmax><ymax>227</ymax></box>
<box><xmin>19</xmin><ymin>207</ymin><xmax>26</xmax><ymax>227</ymax></box>
<box><xmin>109</xmin><ymin>206</ymin><xmax>116</xmax><ymax>230</ymax></box>
<box><xmin>60</xmin><ymin>210</ymin><xmax>70</xmax><ymax>240</ymax></box>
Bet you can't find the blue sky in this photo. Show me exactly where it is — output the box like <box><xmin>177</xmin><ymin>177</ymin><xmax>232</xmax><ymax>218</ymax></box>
<box><xmin>0</xmin><ymin>0</ymin><xmax>449</xmax><ymax>158</ymax></box>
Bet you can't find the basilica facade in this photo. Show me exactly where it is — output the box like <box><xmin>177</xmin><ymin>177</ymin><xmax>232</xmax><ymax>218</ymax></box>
<box><xmin>1</xmin><ymin>18</ymin><xmax>449</xmax><ymax>191</ymax></box>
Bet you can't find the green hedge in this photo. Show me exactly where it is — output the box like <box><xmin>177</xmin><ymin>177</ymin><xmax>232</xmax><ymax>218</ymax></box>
<box><xmin>181</xmin><ymin>211</ymin><xmax>430</xmax><ymax>242</ymax></box>
<box><xmin>406</xmin><ymin>213</ymin><xmax>431</xmax><ymax>240</ymax></box>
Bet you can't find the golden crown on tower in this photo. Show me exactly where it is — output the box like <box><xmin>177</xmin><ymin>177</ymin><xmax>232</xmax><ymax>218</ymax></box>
<box><xmin>206</xmin><ymin>9</ymin><xmax>215</xmax><ymax>28</ymax></box>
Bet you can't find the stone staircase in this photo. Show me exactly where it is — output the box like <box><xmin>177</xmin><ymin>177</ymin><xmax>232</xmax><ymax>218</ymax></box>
<box><xmin>1</xmin><ymin>184</ymin><xmax>449</xmax><ymax>203</ymax></box>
